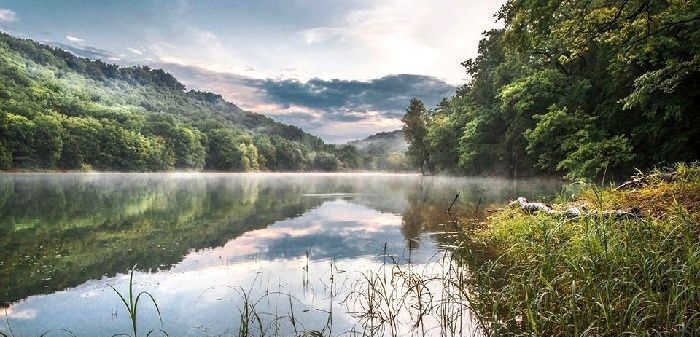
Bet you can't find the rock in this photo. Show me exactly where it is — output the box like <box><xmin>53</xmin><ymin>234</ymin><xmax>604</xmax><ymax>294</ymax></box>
<box><xmin>516</xmin><ymin>197</ymin><xmax>553</xmax><ymax>214</ymax></box>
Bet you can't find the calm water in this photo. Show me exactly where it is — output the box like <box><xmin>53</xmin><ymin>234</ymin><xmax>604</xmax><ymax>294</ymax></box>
<box><xmin>0</xmin><ymin>173</ymin><xmax>561</xmax><ymax>336</ymax></box>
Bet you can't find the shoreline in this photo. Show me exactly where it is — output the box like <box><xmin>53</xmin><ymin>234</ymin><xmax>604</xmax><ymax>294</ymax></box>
<box><xmin>455</xmin><ymin>163</ymin><xmax>700</xmax><ymax>335</ymax></box>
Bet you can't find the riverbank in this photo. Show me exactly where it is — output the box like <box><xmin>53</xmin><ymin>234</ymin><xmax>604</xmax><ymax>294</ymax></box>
<box><xmin>461</xmin><ymin>163</ymin><xmax>700</xmax><ymax>335</ymax></box>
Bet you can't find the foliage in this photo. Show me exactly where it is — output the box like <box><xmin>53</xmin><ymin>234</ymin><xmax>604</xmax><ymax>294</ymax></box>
<box><xmin>401</xmin><ymin>98</ymin><xmax>430</xmax><ymax>174</ymax></box>
<box><xmin>205</xmin><ymin>129</ymin><xmax>254</xmax><ymax>171</ymax></box>
<box><xmin>335</xmin><ymin>145</ymin><xmax>361</xmax><ymax>170</ymax></box>
<box><xmin>0</xmin><ymin>143</ymin><xmax>10</xmax><ymax>169</ymax></box>
<box><xmin>402</xmin><ymin>0</ymin><xmax>700</xmax><ymax>179</ymax></box>
<box><xmin>312</xmin><ymin>152</ymin><xmax>340</xmax><ymax>171</ymax></box>
<box><xmin>347</xmin><ymin>130</ymin><xmax>410</xmax><ymax>171</ymax></box>
<box><xmin>0</xmin><ymin>32</ymin><xmax>360</xmax><ymax>172</ymax></box>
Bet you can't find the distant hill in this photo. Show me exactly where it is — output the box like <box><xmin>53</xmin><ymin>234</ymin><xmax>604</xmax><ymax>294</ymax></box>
<box><xmin>347</xmin><ymin>130</ymin><xmax>410</xmax><ymax>171</ymax></box>
<box><xmin>348</xmin><ymin>130</ymin><xmax>408</xmax><ymax>154</ymax></box>
<box><xmin>0</xmin><ymin>32</ymin><xmax>351</xmax><ymax>172</ymax></box>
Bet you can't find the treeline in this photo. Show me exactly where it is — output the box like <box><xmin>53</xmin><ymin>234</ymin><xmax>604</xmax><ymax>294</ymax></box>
<box><xmin>348</xmin><ymin>130</ymin><xmax>411</xmax><ymax>171</ymax></box>
<box><xmin>402</xmin><ymin>0</ymin><xmax>699</xmax><ymax>179</ymax></box>
<box><xmin>0</xmin><ymin>32</ymin><xmax>362</xmax><ymax>172</ymax></box>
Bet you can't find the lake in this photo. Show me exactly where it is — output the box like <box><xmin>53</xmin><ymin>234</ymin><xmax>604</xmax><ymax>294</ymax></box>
<box><xmin>0</xmin><ymin>173</ymin><xmax>561</xmax><ymax>336</ymax></box>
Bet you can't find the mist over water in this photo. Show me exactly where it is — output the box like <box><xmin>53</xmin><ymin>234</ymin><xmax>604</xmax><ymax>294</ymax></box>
<box><xmin>0</xmin><ymin>173</ymin><xmax>561</xmax><ymax>336</ymax></box>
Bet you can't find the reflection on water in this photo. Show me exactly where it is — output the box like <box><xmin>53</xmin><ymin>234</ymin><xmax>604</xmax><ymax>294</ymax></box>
<box><xmin>0</xmin><ymin>173</ymin><xmax>561</xmax><ymax>336</ymax></box>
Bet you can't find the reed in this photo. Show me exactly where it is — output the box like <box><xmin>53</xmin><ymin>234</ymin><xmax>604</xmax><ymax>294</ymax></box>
<box><xmin>108</xmin><ymin>265</ymin><xmax>166</xmax><ymax>337</ymax></box>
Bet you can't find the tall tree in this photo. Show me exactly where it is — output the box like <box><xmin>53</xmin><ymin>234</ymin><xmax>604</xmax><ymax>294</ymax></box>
<box><xmin>402</xmin><ymin>98</ymin><xmax>431</xmax><ymax>174</ymax></box>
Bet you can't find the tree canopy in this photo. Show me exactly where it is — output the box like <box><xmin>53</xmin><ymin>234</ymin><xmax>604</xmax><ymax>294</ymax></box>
<box><xmin>403</xmin><ymin>0</ymin><xmax>700</xmax><ymax>179</ymax></box>
<box><xmin>0</xmin><ymin>32</ymin><xmax>358</xmax><ymax>172</ymax></box>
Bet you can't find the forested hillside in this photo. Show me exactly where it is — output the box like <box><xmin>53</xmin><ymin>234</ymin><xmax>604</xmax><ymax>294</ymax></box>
<box><xmin>347</xmin><ymin>130</ymin><xmax>409</xmax><ymax>170</ymax></box>
<box><xmin>0</xmin><ymin>32</ymin><xmax>360</xmax><ymax>172</ymax></box>
<box><xmin>403</xmin><ymin>0</ymin><xmax>700</xmax><ymax>179</ymax></box>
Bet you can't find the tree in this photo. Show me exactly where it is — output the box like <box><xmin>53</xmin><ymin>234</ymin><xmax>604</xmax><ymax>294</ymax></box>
<box><xmin>401</xmin><ymin>98</ymin><xmax>431</xmax><ymax>174</ymax></box>
<box><xmin>32</xmin><ymin>114</ymin><xmax>64</xmax><ymax>168</ymax></box>
<box><xmin>0</xmin><ymin>32</ymin><xmax>331</xmax><ymax>172</ymax></box>
<box><xmin>396</xmin><ymin>0</ymin><xmax>699</xmax><ymax>179</ymax></box>
<box><xmin>205</xmin><ymin>129</ymin><xmax>260</xmax><ymax>171</ymax></box>
<box><xmin>337</xmin><ymin>145</ymin><xmax>361</xmax><ymax>169</ymax></box>
<box><xmin>272</xmin><ymin>137</ymin><xmax>310</xmax><ymax>171</ymax></box>
<box><xmin>0</xmin><ymin>142</ymin><xmax>11</xmax><ymax>169</ymax></box>
<box><xmin>59</xmin><ymin>116</ymin><xmax>103</xmax><ymax>169</ymax></box>
<box><xmin>1</xmin><ymin>113</ymin><xmax>35</xmax><ymax>167</ymax></box>
<box><xmin>312</xmin><ymin>152</ymin><xmax>340</xmax><ymax>171</ymax></box>
<box><xmin>169</xmin><ymin>125</ymin><xmax>206</xmax><ymax>170</ymax></box>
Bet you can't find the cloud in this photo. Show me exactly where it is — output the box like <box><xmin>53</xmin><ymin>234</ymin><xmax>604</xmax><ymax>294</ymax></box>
<box><xmin>158</xmin><ymin>62</ymin><xmax>454</xmax><ymax>142</ymax></box>
<box><xmin>50</xmin><ymin>42</ymin><xmax>116</xmax><ymax>60</ymax></box>
<box><xmin>300</xmin><ymin>27</ymin><xmax>346</xmax><ymax>45</ymax></box>
<box><xmin>127</xmin><ymin>47</ymin><xmax>143</xmax><ymax>55</ymax></box>
<box><xmin>65</xmin><ymin>35</ymin><xmax>84</xmax><ymax>43</ymax></box>
<box><xmin>0</xmin><ymin>8</ymin><xmax>17</xmax><ymax>22</ymax></box>
<box><xmin>245</xmin><ymin>74</ymin><xmax>455</xmax><ymax>120</ymax></box>
<box><xmin>292</xmin><ymin>0</ymin><xmax>504</xmax><ymax>83</ymax></box>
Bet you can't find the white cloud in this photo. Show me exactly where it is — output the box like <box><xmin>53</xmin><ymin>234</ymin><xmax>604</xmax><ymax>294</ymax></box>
<box><xmin>65</xmin><ymin>35</ymin><xmax>84</xmax><ymax>43</ymax></box>
<box><xmin>293</xmin><ymin>0</ymin><xmax>505</xmax><ymax>83</ymax></box>
<box><xmin>0</xmin><ymin>8</ymin><xmax>17</xmax><ymax>22</ymax></box>
<box><xmin>300</xmin><ymin>27</ymin><xmax>346</xmax><ymax>45</ymax></box>
<box><xmin>136</xmin><ymin>1</ymin><xmax>503</xmax><ymax>85</ymax></box>
<box><xmin>127</xmin><ymin>47</ymin><xmax>143</xmax><ymax>55</ymax></box>
<box><xmin>148</xmin><ymin>26</ymin><xmax>257</xmax><ymax>77</ymax></box>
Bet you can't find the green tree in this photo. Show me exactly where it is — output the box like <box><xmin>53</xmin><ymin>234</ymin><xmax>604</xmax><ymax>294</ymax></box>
<box><xmin>401</xmin><ymin>98</ymin><xmax>431</xmax><ymax>174</ymax></box>
<box><xmin>337</xmin><ymin>145</ymin><xmax>361</xmax><ymax>169</ymax></box>
<box><xmin>205</xmin><ymin>129</ymin><xmax>259</xmax><ymax>171</ymax></box>
<box><xmin>0</xmin><ymin>142</ymin><xmax>11</xmax><ymax>169</ymax></box>
<box><xmin>170</xmin><ymin>125</ymin><xmax>206</xmax><ymax>170</ymax></box>
<box><xmin>312</xmin><ymin>152</ymin><xmax>340</xmax><ymax>171</ymax></box>
<box><xmin>1</xmin><ymin>113</ymin><xmax>35</xmax><ymax>167</ymax></box>
<box><xmin>253</xmin><ymin>136</ymin><xmax>275</xmax><ymax>170</ymax></box>
<box><xmin>0</xmin><ymin>32</ymin><xmax>333</xmax><ymax>172</ymax></box>
<box><xmin>59</xmin><ymin>116</ymin><xmax>103</xmax><ymax>169</ymax></box>
<box><xmin>272</xmin><ymin>137</ymin><xmax>310</xmax><ymax>171</ymax></box>
<box><xmin>32</xmin><ymin>114</ymin><xmax>64</xmax><ymax>168</ymax></box>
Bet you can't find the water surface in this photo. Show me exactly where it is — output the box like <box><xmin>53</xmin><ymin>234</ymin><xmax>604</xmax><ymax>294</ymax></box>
<box><xmin>0</xmin><ymin>173</ymin><xmax>561</xmax><ymax>336</ymax></box>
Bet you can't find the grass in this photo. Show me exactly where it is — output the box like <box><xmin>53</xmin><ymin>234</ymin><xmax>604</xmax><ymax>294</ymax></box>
<box><xmin>107</xmin><ymin>265</ymin><xmax>166</xmax><ymax>337</ymax></box>
<box><xmin>463</xmin><ymin>163</ymin><xmax>700</xmax><ymax>336</ymax></box>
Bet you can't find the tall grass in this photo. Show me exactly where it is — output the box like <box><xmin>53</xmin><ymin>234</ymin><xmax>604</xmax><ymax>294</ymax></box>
<box><xmin>108</xmin><ymin>265</ymin><xmax>166</xmax><ymax>337</ymax></box>
<box><xmin>192</xmin><ymin>261</ymin><xmax>340</xmax><ymax>337</ymax></box>
<box><xmin>343</xmin><ymin>242</ymin><xmax>482</xmax><ymax>337</ymax></box>
<box><xmin>463</xmin><ymin>164</ymin><xmax>700</xmax><ymax>336</ymax></box>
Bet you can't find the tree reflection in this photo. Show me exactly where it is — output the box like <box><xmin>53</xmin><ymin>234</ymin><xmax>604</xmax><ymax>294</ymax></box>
<box><xmin>0</xmin><ymin>174</ymin><xmax>562</xmax><ymax>307</ymax></box>
<box><xmin>0</xmin><ymin>174</ymin><xmax>324</xmax><ymax>306</ymax></box>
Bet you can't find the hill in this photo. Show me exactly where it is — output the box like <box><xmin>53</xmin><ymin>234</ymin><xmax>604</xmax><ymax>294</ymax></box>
<box><xmin>347</xmin><ymin>130</ymin><xmax>410</xmax><ymax>171</ymax></box>
<box><xmin>0</xmin><ymin>32</ymin><xmax>353</xmax><ymax>171</ymax></box>
<box><xmin>348</xmin><ymin>130</ymin><xmax>408</xmax><ymax>153</ymax></box>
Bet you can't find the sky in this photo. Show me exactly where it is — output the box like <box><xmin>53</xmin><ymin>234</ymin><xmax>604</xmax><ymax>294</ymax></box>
<box><xmin>0</xmin><ymin>0</ymin><xmax>504</xmax><ymax>143</ymax></box>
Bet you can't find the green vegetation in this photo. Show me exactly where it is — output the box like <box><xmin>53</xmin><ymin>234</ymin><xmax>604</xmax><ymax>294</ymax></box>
<box><xmin>0</xmin><ymin>33</ymin><xmax>354</xmax><ymax>172</ymax></box>
<box><xmin>346</xmin><ymin>130</ymin><xmax>409</xmax><ymax>171</ymax></box>
<box><xmin>464</xmin><ymin>163</ymin><xmax>700</xmax><ymax>335</ymax></box>
<box><xmin>108</xmin><ymin>266</ymin><xmax>165</xmax><ymax>337</ymax></box>
<box><xmin>403</xmin><ymin>0</ymin><xmax>700</xmax><ymax>179</ymax></box>
<box><xmin>401</xmin><ymin>99</ymin><xmax>430</xmax><ymax>174</ymax></box>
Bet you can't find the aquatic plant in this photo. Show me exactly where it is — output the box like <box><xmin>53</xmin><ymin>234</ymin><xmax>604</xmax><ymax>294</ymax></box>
<box><xmin>108</xmin><ymin>265</ymin><xmax>166</xmax><ymax>337</ymax></box>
